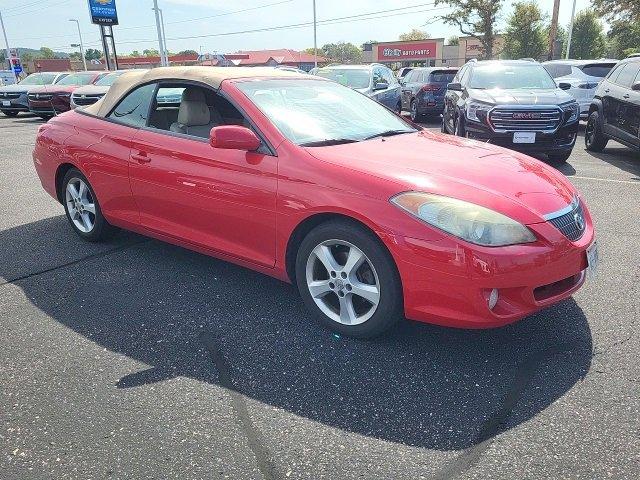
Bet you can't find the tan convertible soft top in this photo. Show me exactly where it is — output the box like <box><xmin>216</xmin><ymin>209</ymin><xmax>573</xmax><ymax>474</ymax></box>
<box><xmin>83</xmin><ymin>66</ymin><xmax>307</xmax><ymax>117</ymax></box>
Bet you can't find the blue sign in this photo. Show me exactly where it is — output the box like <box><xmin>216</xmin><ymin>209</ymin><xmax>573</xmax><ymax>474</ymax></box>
<box><xmin>88</xmin><ymin>0</ymin><xmax>119</xmax><ymax>26</ymax></box>
<box><xmin>13</xmin><ymin>65</ymin><xmax>22</xmax><ymax>74</ymax></box>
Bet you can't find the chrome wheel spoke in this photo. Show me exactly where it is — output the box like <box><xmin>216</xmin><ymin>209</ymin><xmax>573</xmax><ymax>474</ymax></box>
<box><xmin>66</xmin><ymin>182</ymin><xmax>79</xmax><ymax>200</ymax></box>
<box><xmin>343</xmin><ymin>246</ymin><xmax>364</xmax><ymax>277</ymax></box>
<box><xmin>312</xmin><ymin>244</ymin><xmax>341</xmax><ymax>273</ymax></box>
<box><xmin>66</xmin><ymin>178</ymin><xmax>95</xmax><ymax>233</ymax></box>
<box><xmin>83</xmin><ymin>202</ymin><xmax>96</xmax><ymax>215</ymax></box>
<box><xmin>339</xmin><ymin>294</ymin><xmax>357</xmax><ymax>324</ymax></box>
<box><xmin>80</xmin><ymin>212</ymin><xmax>92</xmax><ymax>231</ymax></box>
<box><xmin>350</xmin><ymin>281</ymin><xmax>380</xmax><ymax>306</ymax></box>
<box><xmin>308</xmin><ymin>280</ymin><xmax>332</xmax><ymax>299</ymax></box>
<box><xmin>78</xmin><ymin>181</ymin><xmax>87</xmax><ymax>201</ymax></box>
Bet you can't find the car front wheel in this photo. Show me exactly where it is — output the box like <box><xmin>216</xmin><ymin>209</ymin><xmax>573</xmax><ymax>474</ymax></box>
<box><xmin>1</xmin><ymin>110</ymin><xmax>19</xmax><ymax>117</ymax></box>
<box><xmin>585</xmin><ymin>111</ymin><xmax>608</xmax><ymax>152</ymax></box>
<box><xmin>454</xmin><ymin>112</ymin><xmax>466</xmax><ymax>137</ymax></box>
<box><xmin>62</xmin><ymin>169</ymin><xmax>115</xmax><ymax>241</ymax></box>
<box><xmin>295</xmin><ymin>220</ymin><xmax>403</xmax><ymax>338</ymax></box>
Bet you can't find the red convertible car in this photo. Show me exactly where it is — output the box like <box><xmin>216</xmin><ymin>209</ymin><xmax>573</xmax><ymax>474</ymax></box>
<box><xmin>32</xmin><ymin>67</ymin><xmax>597</xmax><ymax>338</ymax></box>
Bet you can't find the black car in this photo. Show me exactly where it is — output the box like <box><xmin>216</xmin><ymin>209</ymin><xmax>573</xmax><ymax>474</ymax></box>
<box><xmin>442</xmin><ymin>60</ymin><xmax>580</xmax><ymax>162</ymax></box>
<box><xmin>585</xmin><ymin>56</ymin><xmax>640</xmax><ymax>152</ymax></box>
<box><xmin>400</xmin><ymin>67</ymin><xmax>458</xmax><ymax>121</ymax></box>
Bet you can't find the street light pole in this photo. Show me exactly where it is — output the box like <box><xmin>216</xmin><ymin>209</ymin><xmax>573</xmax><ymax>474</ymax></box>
<box><xmin>0</xmin><ymin>10</ymin><xmax>18</xmax><ymax>81</ymax></box>
<box><xmin>69</xmin><ymin>19</ymin><xmax>87</xmax><ymax>71</ymax></box>
<box><xmin>152</xmin><ymin>0</ymin><xmax>167</xmax><ymax>66</ymax></box>
<box><xmin>312</xmin><ymin>0</ymin><xmax>317</xmax><ymax>68</ymax></box>
<box><xmin>159</xmin><ymin>8</ymin><xmax>169</xmax><ymax>66</ymax></box>
<box><xmin>565</xmin><ymin>0</ymin><xmax>578</xmax><ymax>60</ymax></box>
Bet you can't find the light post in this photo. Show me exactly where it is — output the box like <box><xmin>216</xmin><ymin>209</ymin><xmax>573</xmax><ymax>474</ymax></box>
<box><xmin>69</xmin><ymin>19</ymin><xmax>87</xmax><ymax>71</ymax></box>
<box><xmin>312</xmin><ymin>0</ymin><xmax>317</xmax><ymax>68</ymax></box>
<box><xmin>565</xmin><ymin>0</ymin><xmax>578</xmax><ymax>60</ymax></box>
<box><xmin>152</xmin><ymin>0</ymin><xmax>168</xmax><ymax>66</ymax></box>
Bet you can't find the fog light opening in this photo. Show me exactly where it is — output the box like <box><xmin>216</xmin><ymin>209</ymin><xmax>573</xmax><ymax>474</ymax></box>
<box><xmin>488</xmin><ymin>288</ymin><xmax>499</xmax><ymax>310</ymax></box>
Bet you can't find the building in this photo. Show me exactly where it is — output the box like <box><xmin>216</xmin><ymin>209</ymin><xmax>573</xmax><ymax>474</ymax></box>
<box><xmin>117</xmin><ymin>53</ymin><xmax>200</xmax><ymax>69</ymax></box>
<box><xmin>199</xmin><ymin>49</ymin><xmax>330</xmax><ymax>72</ymax></box>
<box><xmin>363</xmin><ymin>35</ymin><xmax>504</xmax><ymax>68</ymax></box>
<box><xmin>25</xmin><ymin>58</ymin><xmax>72</xmax><ymax>74</ymax></box>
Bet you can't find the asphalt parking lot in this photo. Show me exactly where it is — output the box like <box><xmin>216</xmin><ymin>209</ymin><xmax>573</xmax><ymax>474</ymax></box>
<box><xmin>1</xmin><ymin>113</ymin><xmax>638</xmax><ymax>480</ymax></box>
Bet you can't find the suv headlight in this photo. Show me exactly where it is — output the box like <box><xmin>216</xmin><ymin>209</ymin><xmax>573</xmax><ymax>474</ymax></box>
<box><xmin>466</xmin><ymin>101</ymin><xmax>491</xmax><ymax>122</ymax></box>
<box><xmin>562</xmin><ymin>101</ymin><xmax>579</xmax><ymax>123</ymax></box>
<box><xmin>391</xmin><ymin>192</ymin><xmax>536</xmax><ymax>247</ymax></box>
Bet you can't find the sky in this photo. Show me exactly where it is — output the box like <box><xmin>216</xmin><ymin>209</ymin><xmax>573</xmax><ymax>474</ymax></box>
<box><xmin>0</xmin><ymin>0</ymin><xmax>599</xmax><ymax>56</ymax></box>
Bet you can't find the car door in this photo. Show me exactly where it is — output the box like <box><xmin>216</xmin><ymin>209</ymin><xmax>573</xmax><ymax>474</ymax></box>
<box><xmin>381</xmin><ymin>67</ymin><xmax>401</xmax><ymax>110</ymax></box>
<box><xmin>612</xmin><ymin>62</ymin><xmax>640</xmax><ymax>145</ymax></box>
<box><xmin>444</xmin><ymin>65</ymin><xmax>467</xmax><ymax>132</ymax></box>
<box><xmin>400</xmin><ymin>70</ymin><xmax>414</xmax><ymax>110</ymax></box>
<box><xmin>601</xmin><ymin>64</ymin><xmax>625</xmax><ymax>136</ymax></box>
<box><xmin>371</xmin><ymin>68</ymin><xmax>388</xmax><ymax>105</ymax></box>
<box><xmin>128</xmin><ymin>82</ymin><xmax>278</xmax><ymax>268</ymax></box>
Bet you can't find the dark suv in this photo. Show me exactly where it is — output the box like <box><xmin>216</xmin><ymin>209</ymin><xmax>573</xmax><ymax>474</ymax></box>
<box><xmin>442</xmin><ymin>60</ymin><xmax>580</xmax><ymax>162</ymax></box>
<box><xmin>400</xmin><ymin>67</ymin><xmax>458</xmax><ymax>121</ymax></box>
<box><xmin>585</xmin><ymin>56</ymin><xmax>640</xmax><ymax>152</ymax></box>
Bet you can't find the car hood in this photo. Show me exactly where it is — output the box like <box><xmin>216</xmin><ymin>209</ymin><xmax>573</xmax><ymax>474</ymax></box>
<box><xmin>72</xmin><ymin>85</ymin><xmax>109</xmax><ymax>95</ymax></box>
<box><xmin>305</xmin><ymin>131</ymin><xmax>577</xmax><ymax>225</ymax></box>
<box><xmin>0</xmin><ymin>83</ymin><xmax>33</xmax><ymax>94</ymax></box>
<box><xmin>469</xmin><ymin>88</ymin><xmax>575</xmax><ymax>105</ymax></box>
<box><xmin>28</xmin><ymin>85</ymin><xmax>78</xmax><ymax>94</ymax></box>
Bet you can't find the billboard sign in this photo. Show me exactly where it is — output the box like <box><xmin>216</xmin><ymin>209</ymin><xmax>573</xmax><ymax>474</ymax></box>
<box><xmin>377</xmin><ymin>41</ymin><xmax>437</xmax><ymax>61</ymax></box>
<box><xmin>87</xmin><ymin>0</ymin><xmax>119</xmax><ymax>26</ymax></box>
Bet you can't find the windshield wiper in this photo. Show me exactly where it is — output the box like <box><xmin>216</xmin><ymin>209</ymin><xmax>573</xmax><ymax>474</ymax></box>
<box><xmin>300</xmin><ymin>138</ymin><xmax>358</xmax><ymax>147</ymax></box>
<box><xmin>362</xmin><ymin>129</ymin><xmax>415</xmax><ymax>140</ymax></box>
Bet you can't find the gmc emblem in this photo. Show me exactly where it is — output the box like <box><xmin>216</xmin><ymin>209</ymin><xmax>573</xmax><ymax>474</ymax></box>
<box><xmin>512</xmin><ymin>112</ymin><xmax>541</xmax><ymax>119</ymax></box>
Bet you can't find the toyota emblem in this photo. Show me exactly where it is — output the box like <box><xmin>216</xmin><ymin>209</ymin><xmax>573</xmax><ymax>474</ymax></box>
<box><xmin>574</xmin><ymin>212</ymin><xmax>585</xmax><ymax>231</ymax></box>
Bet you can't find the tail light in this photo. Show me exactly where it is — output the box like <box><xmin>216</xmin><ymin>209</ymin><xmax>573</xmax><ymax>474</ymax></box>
<box><xmin>420</xmin><ymin>84</ymin><xmax>440</xmax><ymax>92</ymax></box>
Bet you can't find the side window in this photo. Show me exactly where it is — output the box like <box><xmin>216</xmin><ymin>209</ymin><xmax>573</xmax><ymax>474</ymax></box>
<box><xmin>108</xmin><ymin>83</ymin><xmax>156</xmax><ymax>127</ymax></box>
<box><xmin>382</xmin><ymin>68</ymin><xmax>397</xmax><ymax>85</ymax></box>
<box><xmin>615</xmin><ymin>63</ymin><xmax>640</xmax><ymax>88</ymax></box>
<box><xmin>607</xmin><ymin>64</ymin><xmax>623</xmax><ymax>83</ymax></box>
<box><xmin>373</xmin><ymin>68</ymin><xmax>385</xmax><ymax>85</ymax></box>
<box><xmin>460</xmin><ymin>66</ymin><xmax>472</xmax><ymax>85</ymax></box>
<box><xmin>455</xmin><ymin>65</ymin><xmax>468</xmax><ymax>84</ymax></box>
<box><xmin>405</xmin><ymin>71</ymin><xmax>415</xmax><ymax>83</ymax></box>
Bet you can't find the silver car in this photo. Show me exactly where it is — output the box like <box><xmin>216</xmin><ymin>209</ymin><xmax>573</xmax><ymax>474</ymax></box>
<box><xmin>70</xmin><ymin>71</ymin><xmax>127</xmax><ymax>109</ymax></box>
<box><xmin>543</xmin><ymin>60</ymin><xmax>617</xmax><ymax>118</ymax></box>
<box><xmin>0</xmin><ymin>72</ymin><xmax>69</xmax><ymax>117</ymax></box>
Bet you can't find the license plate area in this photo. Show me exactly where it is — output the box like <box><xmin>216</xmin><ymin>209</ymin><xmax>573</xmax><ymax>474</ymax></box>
<box><xmin>2</xmin><ymin>100</ymin><xmax>10</xmax><ymax>107</ymax></box>
<box><xmin>513</xmin><ymin>131</ymin><xmax>536</xmax><ymax>143</ymax></box>
<box><xmin>586</xmin><ymin>241</ymin><xmax>598</xmax><ymax>277</ymax></box>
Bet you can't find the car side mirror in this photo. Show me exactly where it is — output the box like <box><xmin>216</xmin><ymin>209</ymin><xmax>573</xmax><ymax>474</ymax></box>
<box><xmin>373</xmin><ymin>81</ymin><xmax>388</xmax><ymax>91</ymax></box>
<box><xmin>558</xmin><ymin>82</ymin><xmax>571</xmax><ymax>90</ymax></box>
<box><xmin>632</xmin><ymin>82</ymin><xmax>640</xmax><ymax>91</ymax></box>
<box><xmin>447</xmin><ymin>82</ymin><xmax>462</xmax><ymax>92</ymax></box>
<box><xmin>210</xmin><ymin>125</ymin><xmax>261</xmax><ymax>151</ymax></box>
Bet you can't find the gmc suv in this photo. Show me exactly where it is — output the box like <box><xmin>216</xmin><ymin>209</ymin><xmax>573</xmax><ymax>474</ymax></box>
<box><xmin>585</xmin><ymin>56</ymin><xmax>640</xmax><ymax>153</ymax></box>
<box><xmin>442</xmin><ymin>60</ymin><xmax>580</xmax><ymax>162</ymax></box>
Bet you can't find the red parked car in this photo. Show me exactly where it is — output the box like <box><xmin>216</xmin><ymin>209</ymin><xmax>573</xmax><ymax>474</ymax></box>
<box><xmin>32</xmin><ymin>67</ymin><xmax>598</xmax><ymax>338</ymax></box>
<box><xmin>28</xmin><ymin>71</ymin><xmax>107</xmax><ymax>119</ymax></box>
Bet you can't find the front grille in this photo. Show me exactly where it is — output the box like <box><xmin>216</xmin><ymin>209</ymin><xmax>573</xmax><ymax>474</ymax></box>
<box><xmin>548</xmin><ymin>201</ymin><xmax>586</xmax><ymax>241</ymax></box>
<box><xmin>28</xmin><ymin>93</ymin><xmax>53</xmax><ymax>101</ymax></box>
<box><xmin>72</xmin><ymin>94</ymin><xmax>103</xmax><ymax>106</ymax></box>
<box><xmin>489</xmin><ymin>107</ymin><xmax>562</xmax><ymax>132</ymax></box>
<box><xmin>1</xmin><ymin>92</ymin><xmax>21</xmax><ymax>99</ymax></box>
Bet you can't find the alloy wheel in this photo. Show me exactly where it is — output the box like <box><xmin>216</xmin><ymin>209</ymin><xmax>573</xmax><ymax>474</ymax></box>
<box><xmin>585</xmin><ymin>116</ymin><xmax>595</xmax><ymax>147</ymax></box>
<box><xmin>410</xmin><ymin>100</ymin><xmax>417</xmax><ymax>121</ymax></box>
<box><xmin>305</xmin><ymin>240</ymin><xmax>381</xmax><ymax>325</ymax></box>
<box><xmin>65</xmin><ymin>177</ymin><xmax>96</xmax><ymax>233</ymax></box>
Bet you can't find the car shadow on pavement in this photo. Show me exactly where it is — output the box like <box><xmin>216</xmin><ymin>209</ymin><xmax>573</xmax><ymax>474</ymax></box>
<box><xmin>0</xmin><ymin>215</ymin><xmax>593</xmax><ymax>451</ymax></box>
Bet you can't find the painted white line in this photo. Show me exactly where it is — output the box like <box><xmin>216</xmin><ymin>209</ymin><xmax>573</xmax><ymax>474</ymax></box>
<box><xmin>569</xmin><ymin>175</ymin><xmax>640</xmax><ymax>185</ymax></box>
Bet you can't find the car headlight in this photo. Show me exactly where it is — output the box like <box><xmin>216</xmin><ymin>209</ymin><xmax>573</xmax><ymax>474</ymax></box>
<box><xmin>466</xmin><ymin>101</ymin><xmax>491</xmax><ymax>122</ymax></box>
<box><xmin>562</xmin><ymin>102</ymin><xmax>579</xmax><ymax>123</ymax></box>
<box><xmin>391</xmin><ymin>192</ymin><xmax>536</xmax><ymax>247</ymax></box>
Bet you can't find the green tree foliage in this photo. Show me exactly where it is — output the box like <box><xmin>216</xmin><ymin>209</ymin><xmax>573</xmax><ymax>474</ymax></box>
<box><xmin>435</xmin><ymin>0</ymin><xmax>504</xmax><ymax>58</ymax></box>
<box><xmin>143</xmin><ymin>49</ymin><xmax>160</xmax><ymax>57</ymax></box>
<box><xmin>606</xmin><ymin>20</ymin><xmax>640</xmax><ymax>58</ymax></box>
<box><xmin>319</xmin><ymin>42</ymin><xmax>363</xmax><ymax>64</ymax></box>
<box><xmin>592</xmin><ymin>0</ymin><xmax>640</xmax><ymax>23</ymax></box>
<box><xmin>447</xmin><ymin>35</ymin><xmax>459</xmax><ymax>46</ymax></box>
<box><xmin>84</xmin><ymin>49</ymin><xmax>103</xmax><ymax>61</ymax></box>
<box><xmin>502</xmin><ymin>1</ymin><xmax>546</xmax><ymax>60</ymax></box>
<box><xmin>39</xmin><ymin>47</ymin><xmax>55</xmax><ymax>59</ymax></box>
<box><xmin>568</xmin><ymin>10</ymin><xmax>606</xmax><ymax>59</ymax></box>
<box><xmin>177</xmin><ymin>50</ymin><xmax>198</xmax><ymax>56</ymax></box>
<box><xmin>399</xmin><ymin>29</ymin><xmax>429</xmax><ymax>41</ymax></box>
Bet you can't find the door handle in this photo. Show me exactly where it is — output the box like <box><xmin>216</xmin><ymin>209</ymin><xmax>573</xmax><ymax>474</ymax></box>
<box><xmin>604</xmin><ymin>89</ymin><xmax>610</xmax><ymax>93</ymax></box>
<box><xmin>132</xmin><ymin>152</ymin><xmax>151</xmax><ymax>164</ymax></box>
<box><xmin>623</xmin><ymin>94</ymin><xmax>630</xmax><ymax>99</ymax></box>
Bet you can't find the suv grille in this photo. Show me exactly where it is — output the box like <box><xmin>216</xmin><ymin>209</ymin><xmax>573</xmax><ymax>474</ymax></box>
<box><xmin>1</xmin><ymin>92</ymin><xmax>21</xmax><ymax>99</ymax></box>
<box><xmin>489</xmin><ymin>107</ymin><xmax>562</xmax><ymax>132</ymax></box>
<box><xmin>548</xmin><ymin>201</ymin><xmax>586</xmax><ymax>241</ymax></box>
<box><xmin>72</xmin><ymin>93</ymin><xmax>103</xmax><ymax>106</ymax></box>
<box><xmin>28</xmin><ymin>93</ymin><xmax>53</xmax><ymax>101</ymax></box>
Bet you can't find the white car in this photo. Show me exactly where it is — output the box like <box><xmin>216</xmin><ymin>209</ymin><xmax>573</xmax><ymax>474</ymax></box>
<box><xmin>543</xmin><ymin>60</ymin><xmax>617</xmax><ymax>118</ymax></box>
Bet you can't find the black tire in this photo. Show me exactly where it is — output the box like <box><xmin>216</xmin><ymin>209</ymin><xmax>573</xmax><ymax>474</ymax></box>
<box><xmin>454</xmin><ymin>111</ymin><xmax>466</xmax><ymax>137</ymax></box>
<box><xmin>62</xmin><ymin>168</ymin><xmax>116</xmax><ymax>242</ymax></box>
<box><xmin>410</xmin><ymin>99</ymin><xmax>422</xmax><ymax>122</ymax></box>
<box><xmin>548</xmin><ymin>150</ymin><xmax>572</xmax><ymax>163</ymax></box>
<box><xmin>441</xmin><ymin>111</ymin><xmax>448</xmax><ymax>133</ymax></box>
<box><xmin>585</xmin><ymin>111</ymin><xmax>608</xmax><ymax>152</ymax></box>
<box><xmin>295</xmin><ymin>219</ymin><xmax>403</xmax><ymax>338</ymax></box>
<box><xmin>1</xmin><ymin>110</ymin><xmax>19</xmax><ymax>117</ymax></box>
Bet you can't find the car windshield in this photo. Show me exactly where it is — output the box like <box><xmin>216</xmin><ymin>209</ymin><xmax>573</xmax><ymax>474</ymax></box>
<box><xmin>579</xmin><ymin>64</ymin><xmax>616</xmax><ymax>78</ymax></box>
<box><xmin>56</xmin><ymin>73</ymin><xmax>96</xmax><ymax>86</ymax></box>
<box><xmin>469</xmin><ymin>64</ymin><xmax>557</xmax><ymax>90</ymax></box>
<box><xmin>429</xmin><ymin>71</ymin><xmax>457</xmax><ymax>83</ymax></box>
<box><xmin>94</xmin><ymin>72</ymin><xmax>123</xmax><ymax>86</ymax></box>
<box><xmin>19</xmin><ymin>73</ymin><xmax>56</xmax><ymax>85</ymax></box>
<box><xmin>315</xmin><ymin>69</ymin><xmax>371</xmax><ymax>89</ymax></box>
<box><xmin>236</xmin><ymin>79</ymin><xmax>416</xmax><ymax>146</ymax></box>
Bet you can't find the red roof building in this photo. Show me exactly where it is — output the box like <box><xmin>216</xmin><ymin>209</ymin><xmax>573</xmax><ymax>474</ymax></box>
<box><xmin>199</xmin><ymin>49</ymin><xmax>330</xmax><ymax>71</ymax></box>
<box><xmin>117</xmin><ymin>53</ymin><xmax>200</xmax><ymax>69</ymax></box>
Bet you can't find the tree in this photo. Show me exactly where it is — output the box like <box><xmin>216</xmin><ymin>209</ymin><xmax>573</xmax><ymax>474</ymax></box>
<box><xmin>130</xmin><ymin>50</ymin><xmax>141</xmax><ymax>57</ymax></box>
<box><xmin>399</xmin><ymin>29</ymin><xmax>428</xmax><ymax>41</ymax></box>
<box><xmin>84</xmin><ymin>48</ymin><xmax>102</xmax><ymax>61</ymax></box>
<box><xmin>319</xmin><ymin>42</ymin><xmax>362</xmax><ymax>64</ymax></box>
<box><xmin>606</xmin><ymin>20</ymin><xmax>640</xmax><ymax>58</ymax></box>
<box><xmin>502</xmin><ymin>1</ymin><xmax>546</xmax><ymax>60</ymax></box>
<box><xmin>39</xmin><ymin>47</ymin><xmax>55</xmax><ymax>59</ymax></box>
<box><xmin>69</xmin><ymin>51</ymin><xmax>82</xmax><ymax>60</ymax></box>
<box><xmin>177</xmin><ymin>49</ymin><xmax>198</xmax><ymax>56</ymax></box>
<box><xmin>568</xmin><ymin>10</ymin><xmax>606</xmax><ymax>59</ymax></box>
<box><xmin>435</xmin><ymin>0</ymin><xmax>503</xmax><ymax>59</ymax></box>
<box><xmin>143</xmin><ymin>49</ymin><xmax>160</xmax><ymax>57</ymax></box>
<box><xmin>447</xmin><ymin>35</ymin><xmax>459</xmax><ymax>46</ymax></box>
<box><xmin>592</xmin><ymin>0</ymin><xmax>639</xmax><ymax>24</ymax></box>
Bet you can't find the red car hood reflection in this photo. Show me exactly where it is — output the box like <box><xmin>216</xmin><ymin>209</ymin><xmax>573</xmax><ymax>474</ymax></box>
<box><xmin>305</xmin><ymin>130</ymin><xmax>576</xmax><ymax>225</ymax></box>
<box><xmin>29</xmin><ymin>85</ymin><xmax>77</xmax><ymax>94</ymax></box>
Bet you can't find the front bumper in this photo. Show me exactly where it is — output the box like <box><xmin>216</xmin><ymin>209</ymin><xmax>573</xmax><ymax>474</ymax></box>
<box><xmin>28</xmin><ymin>96</ymin><xmax>71</xmax><ymax>115</ymax></box>
<box><xmin>465</xmin><ymin>118</ymin><xmax>579</xmax><ymax>154</ymax></box>
<box><xmin>0</xmin><ymin>93</ymin><xmax>29</xmax><ymax>112</ymax></box>
<box><xmin>385</xmin><ymin>205</ymin><xmax>595</xmax><ymax>328</ymax></box>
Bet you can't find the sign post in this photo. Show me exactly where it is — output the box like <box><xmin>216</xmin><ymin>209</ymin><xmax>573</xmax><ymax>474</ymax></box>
<box><xmin>87</xmin><ymin>0</ymin><xmax>119</xmax><ymax>70</ymax></box>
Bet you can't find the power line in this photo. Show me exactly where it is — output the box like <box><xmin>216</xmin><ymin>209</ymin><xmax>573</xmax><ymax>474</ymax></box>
<box><xmin>4</xmin><ymin>0</ymin><xmax>73</xmax><ymax>18</ymax></box>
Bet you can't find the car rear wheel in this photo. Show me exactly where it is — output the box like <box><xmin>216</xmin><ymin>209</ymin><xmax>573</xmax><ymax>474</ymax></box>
<box><xmin>295</xmin><ymin>220</ymin><xmax>403</xmax><ymax>338</ymax></box>
<box><xmin>1</xmin><ymin>110</ymin><xmax>19</xmax><ymax>117</ymax></box>
<box><xmin>585</xmin><ymin>111</ymin><xmax>608</xmax><ymax>152</ymax></box>
<box><xmin>454</xmin><ymin>112</ymin><xmax>466</xmax><ymax>137</ymax></box>
<box><xmin>62</xmin><ymin>169</ymin><xmax>115</xmax><ymax>242</ymax></box>
<box><xmin>410</xmin><ymin>99</ymin><xmax>421</xmax><ymax>122</ymax></box>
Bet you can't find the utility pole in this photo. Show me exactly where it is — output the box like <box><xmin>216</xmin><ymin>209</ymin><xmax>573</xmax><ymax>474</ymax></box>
<box><xmin>152</xmin><ymin>0</ymin><xmax>167</xmax><ymax>66</ymax></box>
<box><xmin>0</xmin><ymin>11</ymin><xmax>18</xmax><ymax>81</ymax></box>
<box><xmin>159</xmin><ymin>8</ymin><xmax>169</xmax><ymax>66</ymax></box>
<box><xmin>313</xmin><ymin>0</ymin><xmax>317</xmax><ymax>68</ymax></box>
<box><xmin>565</xmin><ymin>0</ymin><xmax>578</xmax><ymax>60</ymax></box>
<box><xmin>69</xmin><ymin>19</ymin><xmax>87</xmax><ymax>71</ymax></box>
<box><xmin>548</xmin><ymin>0</ymin><xmax>561</xmax><ymax>60</ymax></box>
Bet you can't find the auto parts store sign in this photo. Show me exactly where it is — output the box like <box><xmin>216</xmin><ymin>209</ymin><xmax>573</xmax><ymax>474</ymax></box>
<box><xmin>377</xmin><ymin>41</ymin><xmax>437</xmax><ymax>61</ymax></box>
<box><xmin>88</xmin><ymin>0</ymin><xmax>119</xmax><ymax>26</ymax></box>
